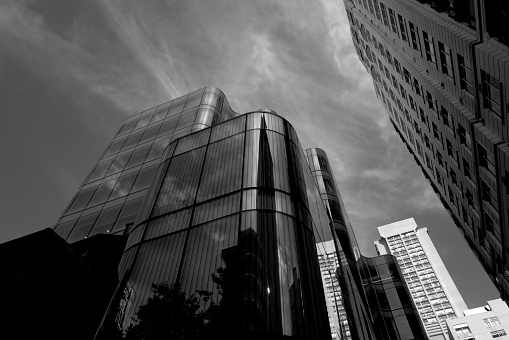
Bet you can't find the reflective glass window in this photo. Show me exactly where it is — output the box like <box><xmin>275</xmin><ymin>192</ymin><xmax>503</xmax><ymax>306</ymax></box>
<box><xmin>134</xmin><ymin>108</ymin><xmax>155</xmax><ymax>130</ymax></box>
<box><xmin>131</xmin><ymin>165</ymin><xmax>157</xmax><ymax>193</ymax></box>
<box><xmin>111</xmin><ymin>197</ymin><xmax>144</xmax><ymax>233</ymax></box>
<box><xmin>54</xmin><ymin>219</ymin><xmax>78</xmax><ymax>239</ymax></box>
<box><xmin>197</xmin><ymin>133</ymin><xmax>244</xmax><ymax>202</ymax></box>
<box><xmin>174</xmin><ymin>129</ymin><xmax>210</xmax><ymax>156</ymax></box>
<box><xmin>67</xmin><ymin>212</ymin><xmax>100</xmax><ymax>243</ymax></box>
<box><xmin>125</xmin><ymin>144</ymin><xmax>151</xmax><ymax>169</ymax></box>
<box><xmin>89</xmin><ymin>204</ymin><xmax>123</xmax><ymax>236</ymax></box>
<box><xmin>211</xmin><ymin>115</ymin><xmax>246</xmax><ymax>142</ymax></box>
<box><xmin>87</xmin><ymin>178</ymin><xmax>117</xmax><ymax>208</ymax></box>
<box><xmin>183</xmin><ymin>93</ymin><xmax>203</xmax><ymax>111</ymax></box>
<box><xmin>139</xmin><ymin>122</ymin><xmax>163</xmax><ymax>144</ymax></box>
<box><xmin>146</xmin><ymin>138</ymin><xmax>171</xmax><ymax>162</ymax></box>
<box><xmin>157</xmin><ymin>116</ymin><xmax>179</xmax><ymax>137</ymax></box>
<box><xmin>176</xmin><ymin>108</ymin><xmax>198</xmax><ymax>130</ymax></box>
<box><xmin>150</xmin><ymin>102</ymin><xmax>171</xmax><ymax>124</ymax></box>
<box><xmin>118</xmin><ymin>116</ymin><xmax>139</xmax><ymax>136</ymax></box>
<box><xmin>121</xmin><ymin>129</ymin><xmax>144</xmax><ymax>150</ymax></box>
<box><xmin>87</xmin><ymin>158</ymin><xmax>114</xmax><ymax>183</ymax></box>
<box><xmin>201</xmin><ymin>92</ymin><xmax>221</xmax><ymax>107</ymax></box>
<box><xmin>109</xmin><ymin>172</ymin><xmax>138</xmax><ymax>201</ymax></box>
<box><xmin>167</xmin><ymin>96</ymin><xmax>187</xmax><ymax>117</ymax></box>
<box><xmin>104</xmin><ymin>135</ymin><xmax>128</xmax><ymax>157</ymax></box>
<box><xmin>66</xmin><ymin>186</ymin><xmax>97</xmax><ymax>215</ymax></box>
<box><xmin>106</xmin><ymin>149</ymin><xmax>133</xmax><ymax>176</ymax></box>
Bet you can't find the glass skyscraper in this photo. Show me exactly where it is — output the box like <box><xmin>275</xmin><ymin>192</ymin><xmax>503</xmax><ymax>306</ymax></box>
<box><xmin>53</xmin><ymin>88</ymin><xmax>426</xmax><ymax>339</ymax></box>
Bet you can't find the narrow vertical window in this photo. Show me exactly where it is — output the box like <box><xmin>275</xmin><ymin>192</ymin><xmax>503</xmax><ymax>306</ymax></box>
<box><xmin>398</xmin><ymin>14</ymin><xmax>408</xmax><ymax>41</ymax></box>
<box><xmin>439</xmin><ymin>42</ymin><xmax>455</xmax><ymax>80</ymax></box>
<box><xmin>423</xmin><ymin>31</ymin><xmax>437</xmax><ymax>66</ymax></box>
<box><xmin>458</xmin><ymin>54</ymin><xmax>474</xmax><ymax>95</ymax></box>
<box><xmin>409</xmin><ymin>21</ymin><xmax>421</xmax><ymax>51</ymax></box>
<box><xmin>388</xmin><ymin>8</ymin><xmax>398</xmax><ymax>34</ymax></box>
<box><xmin>481</xmin><ymin>70</ymin><xmax>502</xmax><ymax>117</ymax></box>
<box><xmin>380</xmin><ymin>3</ymin><xmax>389</xmax><ymax>27</ymax></box>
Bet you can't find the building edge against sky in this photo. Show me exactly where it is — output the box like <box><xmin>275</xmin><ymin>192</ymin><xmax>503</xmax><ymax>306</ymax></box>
<box><xmin>343</xmin><ymin>0</ymin><xmax>509</xmax><ymax>302</ymax></box>
<box><xmin>376</xmin><ymin>218</ymin><xmax>467</xmax><ymax>340</ymax></box>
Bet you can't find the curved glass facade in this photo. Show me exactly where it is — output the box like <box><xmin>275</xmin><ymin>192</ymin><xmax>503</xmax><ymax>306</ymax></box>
<box><xmin>101</xmin><ymin>112</ymin><xmax>331</xmax><ymax>338</ymax></box>
<box><xmin>54</xmin><ymin>87</ymin><xmax>236</xmax><ymax>243</ymax></box>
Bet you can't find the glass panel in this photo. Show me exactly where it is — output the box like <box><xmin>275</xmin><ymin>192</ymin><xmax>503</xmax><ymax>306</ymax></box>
<box><xmin>173</xmin><ymin>129</ymin><xmax>210</xmax><ymax>155</ymax></box>
<box><xmin>54</xmin><ymin>219</ymin><xmax>78</xmax><ymax>239</ymax></box>
<box><xmin>89</xmin><ymin>204</ymin><xmax>123</xmax><ymax>236</ymax></box>
<box><xmin>150</xmin><ymin>102</ymin><xmax>171</xmax><ymax>124</ymax></box>
<box><xmin>67</xmin><ymin>212</ymin><xmax>100</xmax><ymax>243</ymax></box>
<box><xmin>146</xmin><ymin>138</ymin><xmax>171</xmax><ymax>162</ymax></box>
<box><xmin>111</xmin><ymin>197</ymin><xmax>144</xmax><ymax>233</ymax></box>
<box><xmin>104</xmin><ymin>135</ymin><xmax>128</xmax><ymax>157</ymax></box>
<box><xmin>157</xmin><ymin>116</ymin><xmax>179</xmax><ymax>137</ymax></box>
<box><xmin>106</xmin><ymin>149</ymin><xmax>133</xmax><ymax>176</ymax></box>
<box><xmin>125</xmin><ymin>144</ymin><xmax>151</xmax><ymax>169</ymax></box>
<box><xmin>144</xmin><ymin>208</ymin><xmax>192</xmax><ymax>240</ymax></box>
<box><xmin>153</xmin><ymin>147</ymin><xmax>206</xmax><ymax>215</ymax></box>
<box><xmin>201</xmin><ymin>92</ymin><xmax>220</xmax><ymax>107</ymax></box>
<box><xmin>167</xmin><ymin>96</ymin><xmax>187</xmax><ymax>117</ymax></box>
<box><xmin>194</xmin><ymin>107</ymin><xmax>215</xmax><ymax>126</ymax></box>
<box><xmin>210</xmin><ymin>115</ymin><xmax>245</xmax><ymax>142</ymax></box>
<box><xmin>176</xmin><ymin>108</ymin><xmax>198</xmax><ymax>130</ymax></box>
<box><xmin>196</xmin><ymin>133</ymin><xmax>244</xmax><ymax>202</ymax></box>
<box><xmin>118</xmin><ymin>116</ymin><xmax>139</xmax><ymax>136</ymax></box>
<box><xmin>139</xmin><ymin>121</ymin><xmax>163</xmax><ymax>144</ymax></box>
<box><xmin>134</xmin><ymin>108</ymin><xmax>155</xmax><ymax>129</ymax></box>
<box><xmin>66</xmin><ymin>186</ymin><xmax>97</xmax><ymax>215</ymax></box>
<box><xmin>121</xmin><ymin>129</ymin><xmax>144</xmax><ymax>150</ymax></box>
<box><xmin>87</xmin><ymin>158</ymin><xmax>114</xmax><ymax>183</ymax></box>
<box><xmin>109</xmin><ymin>172</ymin><xmax>138</xmax><ymax>200</ymax></box>
<box><xmin>131</xmin><ymin>165</ymin><xmax>158</xmax><ymax>192</ymax></box>
<box><xmin>86</xmin><ymin>178</ymin><xmax>118</xmax><ymax>207</ymax></box>
<box><xmin>183</xmin><ymin>93</ymin><xmax>203</xmax><ymax>111</ymax></box>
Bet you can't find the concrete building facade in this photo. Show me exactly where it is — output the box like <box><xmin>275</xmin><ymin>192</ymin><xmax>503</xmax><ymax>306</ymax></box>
<box><xmin>376</xmin><ymin>218</ymin><xmax>468</xmax><ymax>339</ymax></box>
<box><xmin>343</xmin><ymin>0</ymin><xmax>509</xmax><ymax>302</ymax></box>
<box><xmin>446</xmin><ymin>299</ymin><xmax>509</xmax><ymax>340</ymax></box>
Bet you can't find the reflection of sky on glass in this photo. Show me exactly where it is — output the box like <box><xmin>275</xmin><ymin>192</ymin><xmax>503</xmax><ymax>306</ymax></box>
<box><xmin>0</xmin><ymin>0</ymin><xmax>498</xmax><ymax>307</ymax></box>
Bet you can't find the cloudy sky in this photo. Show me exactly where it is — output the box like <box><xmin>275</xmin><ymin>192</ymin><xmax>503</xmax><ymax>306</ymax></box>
<box><xmin>0</xmin><ymin>0</ymin><xmax>498</xmax><ymax>307</ymax></box>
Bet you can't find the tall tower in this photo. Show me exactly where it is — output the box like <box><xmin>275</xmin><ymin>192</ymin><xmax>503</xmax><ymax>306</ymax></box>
<box><xmin>375</xmin><ymin>218</ymin><xmax>468</xmax><ymax>339</ymax></box>
<box><xmin>343</xmin><ymin>0</ymin><xmax>509</xmax><ymax>302</ymax></box>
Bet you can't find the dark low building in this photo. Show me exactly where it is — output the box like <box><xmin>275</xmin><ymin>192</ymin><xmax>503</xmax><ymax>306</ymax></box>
<box><xmin>0</xmin><ymin>229</ymin><xmax>126</xmax><ymax>340</ymax></box>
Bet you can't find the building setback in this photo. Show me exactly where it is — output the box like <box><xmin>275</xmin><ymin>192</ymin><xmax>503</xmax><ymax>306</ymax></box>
<box><xmin>343</xmin><ymin>0</ymin><xmax>509</xmax><ymax>302</ymax></box>
<box><xmin>376</xmin><ymin>218</ymin><xmax>467</xmax><ymax>340</ymax></box>
<box><xmin>446</xmin><ymin>299</ymin><xmax>509</xmax><ymax>340</ymax></box>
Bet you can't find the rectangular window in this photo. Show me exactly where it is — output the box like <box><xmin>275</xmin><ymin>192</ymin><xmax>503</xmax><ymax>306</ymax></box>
<box><xmin>458</xmin><ymin>124</ymin><xmax>471</xmax><ymax>148</ymax></box>
<box><xmin>398</xmin><ymin>14</ymin><xmax>408</xmax><ymax>41</ymax></box>
<box><xmin>478</xmin><ymin>144</ymin><xmax>496</xmax><ymax>176</ymax></box>
<box><xmin>380</xmin><ymin>3</ymin><xmax>389</xmax><ymax>27</ymax></box>
<box><xmin>441</xmin><ymin>106</ymin><xmax>449</xmax><ymax>127</ymax></box>
<box><xmin>491</xmin><ymin>329</ymin><xmax>507</xmax><ymax>338</ymax></box>
<box><xmin>463</xmin><ymin>158</ymin><xmax>473</xmax><ymax>180</ymax></box>
<box><xmin>388</xmin><ymin>8</ymin><xmax>398</xmax><ymax>34</ymax></box>
<box><xmin>439</xmin><ymin>42</ymin><xmax>455</xmax><ymax>80</ymax></box>
<box><xmin>400</xmin><ymin>85</ymin><xmax>407</xmax><ymax>101</ymax></box>
<box><xmin>423</xmin><ymin>31</ymin><xmax>437</xmax><ymax>66</ymax></box>
<box><xmin>367</xmin><ymin>0</ymin><xmax>375</xmax><ymax>15</ymax></box>
<box><xmin>481</xmin><ymin>180</ymin><xmax>498</xmax><ymax>210</ymax></box>
<box><xmin>386</xmin><ymin>49</ymin><xmax>393</xmax><ymax>65</ymax></box>
<box><xmin>409</xmin><ymin>96</ymin><xmax>415</xmax><ymax>111</ymax></box>
<box><xmin>458</xmin><ymin>54</ymin><xmax>474</xmax><ymax>95</ymax></box>
<box><xmin>446</xmin><ymin>138</ymin><xmax>454</xmax><ymax>157</ymax></box>
<box><xmin>403</xmin><ymin>67</ymin><xmax>411</xmax><ymax>84</ymax></box>
<box><xmin>394</xmin><ymin>59</ymin><xmax>401</xmax><ymax>75</ymax></box>
<box><xmin>481</xmin><ymin>70</ymin><xmax>502</xmax><ymax>117</ymax></box>
<box><xmin>409</xmin><ymin>21</ymin><xmax>420</xmax><ymax>51</ymax></box>
<box><xmin>484</xmin><ymin>317</ymin><xmax>501</xmax><ymax>328</ymax></box>
<box><xmin>427</xmin><ymin>91</ymin><xmax>435</xmax><ymax>111</ymax></box>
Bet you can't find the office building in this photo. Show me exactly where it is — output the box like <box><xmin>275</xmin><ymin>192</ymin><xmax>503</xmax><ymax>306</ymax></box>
<box><xmin>446</xmin><ymin>299</ymin><xmax>509</xmax><ymax>340</ymax></box>
<box><xmin>307</xmin><ymin>149</ymin><xmax>426</xmax><ymax>339</ymax></box>
<box><xmin>52</xmin><ymin>87</ymin><xmax>425</xmax><ymax>339</ymax></box>
<box><xmin>343</xmin><ymin>0</ymin><xmax>509</xmax><ymax>302</ymax></box>
<box><xmin>375</xmin><ymin>218</ymin><xmax>467</xmax><ymax>339</ymax></box>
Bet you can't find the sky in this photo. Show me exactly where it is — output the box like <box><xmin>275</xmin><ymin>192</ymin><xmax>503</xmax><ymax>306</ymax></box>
<box><xmin>0</xmin><ymin>0</ymin><xmax>499</xmax><ymax>308</ymax></box>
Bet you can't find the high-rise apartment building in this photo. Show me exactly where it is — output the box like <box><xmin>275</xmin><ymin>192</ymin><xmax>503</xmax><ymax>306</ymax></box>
<box><xmin>317</xmin><ymin>240</ymin><xmax>349</xmax><ymax>339</ymax></box>
<box><xmin>446</xmin><ymin>299</ymin><xmax>509</xmax><ymax>340</ymax></box>
<box><xmin>343</xmin><ymin>0</ymin><xmax>509</xmax><ymax>302</ymax></box>
<box><xmin>375</xmin><ymin>218</ymin><xmax>467</xmax><ymax>340</ymax></box>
